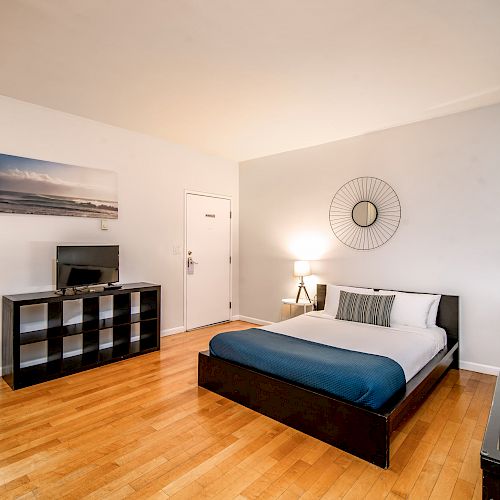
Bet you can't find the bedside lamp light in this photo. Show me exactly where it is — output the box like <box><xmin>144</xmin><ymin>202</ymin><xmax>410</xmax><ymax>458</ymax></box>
<box><xmin>293</xmin><ymin>260</ymin><xmax>312</xmax><ymax>303</ymax></box>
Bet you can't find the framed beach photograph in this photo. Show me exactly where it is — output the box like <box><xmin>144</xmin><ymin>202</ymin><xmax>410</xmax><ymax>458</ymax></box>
<box><xmin>0</xmin><ymin>153</ymin><xmax>118</xmax><ymax>218</ymax></box>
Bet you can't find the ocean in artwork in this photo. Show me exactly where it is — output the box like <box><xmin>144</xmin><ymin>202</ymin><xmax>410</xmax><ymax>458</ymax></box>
<box><xmin>0</xmin><ymin>154</ymin><xmax>118</xmax><ymax>218</ymax></box>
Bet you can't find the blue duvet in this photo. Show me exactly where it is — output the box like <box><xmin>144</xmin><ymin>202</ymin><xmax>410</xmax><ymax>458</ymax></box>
<box><xmin>209</xmin><ymin>328</ymin><xmax>406</xmax><ymax>410</ymax></box>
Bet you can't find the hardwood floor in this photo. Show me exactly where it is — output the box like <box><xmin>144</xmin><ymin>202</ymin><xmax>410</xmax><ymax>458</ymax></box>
<box><xmin>0</xmin><ymin>320</ymin><xmax>496</xmax><ymax>499</ymax></box>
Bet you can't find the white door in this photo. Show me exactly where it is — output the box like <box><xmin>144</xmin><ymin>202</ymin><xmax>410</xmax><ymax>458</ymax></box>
<box><xmin>186</xmin><ymin>193</ymin><xmax>231</xmax><ymax>330</ymax></box>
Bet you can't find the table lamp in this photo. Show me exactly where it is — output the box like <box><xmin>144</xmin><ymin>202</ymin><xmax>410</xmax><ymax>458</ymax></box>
<box><xmin>293</xmin><ymin>260</ymin><xmax>312</xmax><ymax>303</ymax></box>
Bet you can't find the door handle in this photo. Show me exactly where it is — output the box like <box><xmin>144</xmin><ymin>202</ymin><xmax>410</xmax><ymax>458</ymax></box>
<box><xmin>187</xmin><ymin>251</ymin><xmax>198</xmax><ymax>273</ymax></box>
<box><xmin>187</xmin><ymin>256</ymin><xmax>198</xmax><ymax>267</ymax></box>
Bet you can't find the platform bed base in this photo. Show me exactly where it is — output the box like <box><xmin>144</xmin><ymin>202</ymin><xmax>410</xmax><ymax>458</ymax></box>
<box><xmin>198</xmin><ymin>341</ymin><xmax>458</xmax><ymax>468</ymax></box>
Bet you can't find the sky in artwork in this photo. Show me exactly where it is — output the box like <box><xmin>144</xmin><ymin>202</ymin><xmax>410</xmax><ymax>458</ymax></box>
<box><xmin>0</xmin><ymin>154</ymin><xmax>118</xmax><ymax>201</ymax></box>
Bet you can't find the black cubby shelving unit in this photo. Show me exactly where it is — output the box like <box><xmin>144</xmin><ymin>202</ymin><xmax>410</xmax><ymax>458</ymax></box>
<box><xmin>2</xmin><ymin>282</ymin><xmax>160</xmax><ymax>390</ymax></box>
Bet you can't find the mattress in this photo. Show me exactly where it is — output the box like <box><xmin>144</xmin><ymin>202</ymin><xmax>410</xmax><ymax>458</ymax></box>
<box><xmin>262</xmin><ymin>311</ymin><xmax>447</xmax><ymax>382</ymax></box>
<box><xmin>208</xmin><ymin>312</ymin><xmax>447</xmax><ymax>410</ymax></box>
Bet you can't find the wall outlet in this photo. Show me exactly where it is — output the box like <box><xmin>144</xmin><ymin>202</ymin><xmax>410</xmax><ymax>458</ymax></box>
<box><xmin>101</xmin><ymin>219</ymin><xmax>109</xmax><ymax>230</ymax></box>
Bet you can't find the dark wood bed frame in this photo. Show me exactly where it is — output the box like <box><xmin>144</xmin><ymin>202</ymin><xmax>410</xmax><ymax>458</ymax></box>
<box><xmin>198</xmin><ymin>284</ymin><xmax>459</xmax><ymax>468</ymax></box>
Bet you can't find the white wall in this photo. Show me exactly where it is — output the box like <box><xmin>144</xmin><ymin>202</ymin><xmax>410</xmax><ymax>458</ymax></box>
<box><xmin>240</xmin><ymin>104</ymin><xmax>500</xmax><ymax>374</ymax></box>
<box><xmin>0</xmin><ymin>96</ymin><xmax>239</xmax><ymax>367</ymax></box>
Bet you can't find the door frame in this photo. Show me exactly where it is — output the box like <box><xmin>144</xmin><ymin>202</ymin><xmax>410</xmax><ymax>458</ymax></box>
<box><xmin>184</xmin><ymin>190</ymin><xmax>233</xmax><ymax>331</ymax></box>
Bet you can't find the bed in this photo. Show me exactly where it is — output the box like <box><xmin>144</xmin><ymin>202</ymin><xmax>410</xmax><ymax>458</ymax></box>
<box><xmin>198</xmin><ymin>284</ymin><xmax>459</xmax><ymax>468</ymax></box>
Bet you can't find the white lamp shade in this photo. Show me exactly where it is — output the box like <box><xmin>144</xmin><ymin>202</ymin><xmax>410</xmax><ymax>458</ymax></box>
<box><xmin>294</xmin><ymin>260</ymin><xmax>311</xmax><ymax>277</ymax></box>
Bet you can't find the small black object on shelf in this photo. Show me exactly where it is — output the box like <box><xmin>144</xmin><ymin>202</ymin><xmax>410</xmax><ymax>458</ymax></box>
<box><xmin>104</xmin><ymin>283</ymin><xmax>122</xmax><ymax>290</ymax></box>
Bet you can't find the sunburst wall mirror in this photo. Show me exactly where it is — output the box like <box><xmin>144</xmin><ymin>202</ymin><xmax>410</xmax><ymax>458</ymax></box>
<box><xmin>329</xmin><ymin>177</ymin><xmax>401</xmax><ymax>250</ymax></box>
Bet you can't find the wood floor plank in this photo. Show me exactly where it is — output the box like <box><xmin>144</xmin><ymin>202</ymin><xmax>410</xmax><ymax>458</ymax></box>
<box><xmin>451</xmin><ymin>478</ymin><xmax>475</xmax><ymax>500</ymax></box>
<box><xmin>342</xmin><ymin>463</ymin><xmax>381</xmax><ymax>499</ymax></box>
<box><xmin>0</xmin><ymin>320</ymin><xmax>496</xmax><ymax>499</ymax></box>
<box><xmin>429</xmin><ymin>455</ymin><xmax>462</xmax><ymax>500</ymax></box>
<box><xmin>390</xmin><ymin>438</ymin><xmax>434</xmax><ymax>497</ymax></box>
<box><xmin>364</xmin><ymin>469</ymin><xmax>399</xmax><ymax>499</ymax></box>
<box><xmin>409</xmin><ymin>459</ymin><xmax>443</xmax><ymax>499</ymax></box>
<box><xmin>458</xmin><ymin>439</ymin><xmax>482</xmax><ymax>486</ymax></box>
<box><xmin>321</xmin><ymin>458</ymin><xmax>368</xmax><ymax>498</ymax></box>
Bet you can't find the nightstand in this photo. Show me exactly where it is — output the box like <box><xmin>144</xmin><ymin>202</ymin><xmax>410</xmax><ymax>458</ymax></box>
<box><xmin>281</xmin><ymin>298</ymin><xmax>314</xmax><ymax>320</ymax></box>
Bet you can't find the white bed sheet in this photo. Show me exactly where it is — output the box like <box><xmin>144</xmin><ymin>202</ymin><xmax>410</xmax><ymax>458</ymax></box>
<box><xmin>259</xmin><ymin>311</ymin><xmax>447</xmax><ymax>382</ymax></box>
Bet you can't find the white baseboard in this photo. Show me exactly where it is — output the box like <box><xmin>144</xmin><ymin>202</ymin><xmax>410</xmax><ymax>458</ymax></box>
<box><xmin>460</xmin><ymin>361</ymin><xmax>500</xmax><ymax>376</ymax></box>
<box><xmin>231</xmin><ymin>315</ymin><xmax>272</xmax><ymax>326</ymax></box>
<box><xmin>161</xmin><ymin>326</ymin><xmax>186</xmax><ymax>337</ymax></box>
<box><xmin>161</xmin><ymin>317</ymin><xmax>271</xmax><ymax>336</ymax></box>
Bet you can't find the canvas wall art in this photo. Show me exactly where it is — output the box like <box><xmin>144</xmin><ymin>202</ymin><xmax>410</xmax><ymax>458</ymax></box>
<box><xmin>0</xmin><ymin>153</ymin><xmax>118</xmax><ymax>218</ymax></box>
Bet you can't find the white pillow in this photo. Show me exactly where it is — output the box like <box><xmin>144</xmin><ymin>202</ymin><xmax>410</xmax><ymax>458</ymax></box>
<box><xmin>324</xmin><ymin>284</ymin><xmax>374</xmax><ymax>317</ymax></box>
<box><xmin>377</xmin><ymin>290</ymin><xmax>438</xmax><ymax>329</ymax></box>
<box><xmin>426</xmin><ymin>295</ymin><xmax>442</xmax><ymax>327</ymax></box>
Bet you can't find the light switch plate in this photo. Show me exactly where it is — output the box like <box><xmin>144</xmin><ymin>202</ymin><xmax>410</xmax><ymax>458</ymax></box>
<box><xmin>101</xmin><ymin>219</ymin><xmax>109</xmax><ymax>230</ymax></box>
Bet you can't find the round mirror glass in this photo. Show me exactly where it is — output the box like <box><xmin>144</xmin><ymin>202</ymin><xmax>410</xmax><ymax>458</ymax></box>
<box><xmin>352</xmin><ymin>201</ymin><xmax>377</xmax><ymax>227</ymax></box>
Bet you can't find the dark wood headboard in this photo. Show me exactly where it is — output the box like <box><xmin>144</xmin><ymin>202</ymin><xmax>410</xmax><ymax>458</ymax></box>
<box><xmin>316</xmin><ymin>284</ymin><xmax>459</xmax><ymax>342</ymax></box>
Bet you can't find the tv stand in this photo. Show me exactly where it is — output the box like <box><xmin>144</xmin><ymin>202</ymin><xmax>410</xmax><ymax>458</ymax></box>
<box><xmin>2</xmin><ymin>282</ymin><xmax>160</xmax><ymax>390</ymax></box>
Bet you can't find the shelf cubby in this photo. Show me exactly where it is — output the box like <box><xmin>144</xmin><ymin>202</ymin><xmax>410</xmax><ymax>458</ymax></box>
<box><xmin>2</xmin><ymin>282</ymin><xmax>161</xmax><ymax>390</ymax></box>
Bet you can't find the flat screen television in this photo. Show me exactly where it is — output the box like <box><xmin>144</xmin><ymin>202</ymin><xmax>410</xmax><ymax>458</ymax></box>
<box><xmin>57</xmin><ymin>245</ymin><xmax>119</xmax><ymax>290</ymax></box>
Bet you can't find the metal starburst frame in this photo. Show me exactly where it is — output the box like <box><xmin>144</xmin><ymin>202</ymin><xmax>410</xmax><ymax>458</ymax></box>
<box><xmin>329</xmin><ymin>177</ymin><xmax>401</xmax><ymax>250</ymax></box>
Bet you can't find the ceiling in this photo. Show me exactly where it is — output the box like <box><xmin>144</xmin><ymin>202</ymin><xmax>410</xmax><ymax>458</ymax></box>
<box><xmin>1</xmin><ymin>0</ymin><xmax>500</xmax><ymax>161</ymax></box>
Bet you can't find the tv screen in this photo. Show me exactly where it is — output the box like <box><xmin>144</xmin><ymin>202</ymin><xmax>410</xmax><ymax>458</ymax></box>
<box><xmin>57</xmin><ymin>245</ymin><xmax>119</xmax><ymax>290</ymax></box>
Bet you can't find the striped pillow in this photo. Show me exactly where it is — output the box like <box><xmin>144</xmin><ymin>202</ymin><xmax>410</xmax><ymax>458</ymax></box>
<box><xmin>335</xmin><ymin>290</ymin><xmax>395</xmax><ymax>327</ymax></box>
